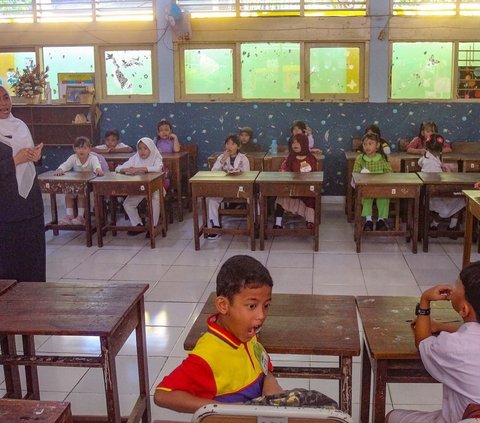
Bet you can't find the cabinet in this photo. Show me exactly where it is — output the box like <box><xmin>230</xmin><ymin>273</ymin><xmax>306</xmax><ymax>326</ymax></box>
<box><xmin>12</xmin><ymin>104</ymin><xmax>100</xmax><ymax>146</ymax></box>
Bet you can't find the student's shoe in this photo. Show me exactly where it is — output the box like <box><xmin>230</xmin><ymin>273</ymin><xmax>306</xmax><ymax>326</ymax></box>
<box><xmin>306</xmin><ymin>222</ymin><xmax>314</xmax><ymax>230</ymax></box>
<box><xmin>447</xmin><ymin>225</ymin><xmax>459</xmax><ymax>240</ymax></box>
<box><xmin>71</xmin><ymin>216</ymin><xmax>85</xmax><ymax>225</ymax></box>
<box><xmin>59</xmin><ymin>215</ymin><xmax>74</xmax><ymax>225</ymax></box>
<box><xmin>207</xmin><ymin>225</ymin><xmax>222</xmax><ymax>240</ymax></box>
<box><xmin>273</xmin><ymin>224</ymin><xmax>283</xmax><ymax>229</ymax></box>
<box><xmin>429</xmin><ymin>226</ymin><xmax>438</xmax><ymax>238</ymax></box>
<box><xmin>363</xmin><ymin>220</ymin><xmax>374</xmax><ymax>231</ymax></box>
<box><xmin>375</xmin><ymin>219</ymin><xmax>388</xmax><ymax>231</ymax></box>
<box><xmin>127</xmin><ymin>224</ymin><xmax>143</xmax><ymax>236</ymax></box>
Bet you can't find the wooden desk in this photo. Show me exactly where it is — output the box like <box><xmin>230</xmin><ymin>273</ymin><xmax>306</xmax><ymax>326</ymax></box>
<box><xmin>353</xmin><ymin>173</ymin><xmax>422</xmax><ymax>253</ymax></box>
<box><xmin>0</xmin><ymin>280</ymin><xmax>20</xmax><ymax>400</ymax></box>
<box><xmin>91</xmin><ymin>172</ymin><xmax>166</xmax><ymax>248</ymax></box>
<box><xmin>162</xmin><ymin>152</ymin><xmax>190</xmax><ymax>221</ymax></box>
<box><xmin>263</xmin><ymin>151</ymin><xmax>324</xmax><ymax>172</ymax></box>
<box><xmin>0</xmin><ymin>282</ymin><xmax>150</xmax><ymax>423</ymax></box>
<box><xmin>417</xmin><ymin>172</ymin><xmax>475</xmax><ymax>252</ymax></box>
<box><xmin>184</xmin><ymin>293</ymin><xmax>360</xmax><ymax>415</ymax></box>
<box><xmin>207</xmin><ymin>152</ymin><xmax>267</xmax><ymax>171</ymax></box>
<box><xmin>256</xmin><ymin>171</ymin><xmax>323</xmax><ymax>251</ymax></box>
<box><xmin>0</xmin><ymin>398</ymin><xmax>73</xmax><ymax>422</ymax></box>
<box><xmin>98</xmin><ymin>152</ymin><xmax>134</xmax><ymax>172</ymax></box>
<box><xmin>190</xmin><ymin>171</ymin><xmax>259</xmax><ymax>251</ymax></box>
<box><xmin>463</xmin><ymin>190</ymin><xmax>480</xmax><ymax>267</ymax></box>
<box><xmin>460</xmin><ymin>153</ymin><xmax>480</xmax><ymax>172</ymax></box>
<box><xmin>37</xmin><ymin>171</ymin><xmax>97</xmax><ymax>247</ymax></box>
<box><xmin>356</xmin><ymin>296</ymin><xmax>460</xmax><ymax>423</ymax></box>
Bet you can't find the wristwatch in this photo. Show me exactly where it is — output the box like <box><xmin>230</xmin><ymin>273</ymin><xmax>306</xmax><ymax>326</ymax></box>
<box><xmin>415</xmin><ymin>303</ymin><xmax>431</xmax><ymax>316</ymax></box>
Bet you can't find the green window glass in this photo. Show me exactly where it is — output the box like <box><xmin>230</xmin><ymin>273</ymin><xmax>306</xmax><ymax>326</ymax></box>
<box><xmin>0</xmin><ymin>51</ymin><xmax>36</xmax><ymax>96</ymax></box>
<box><xmin>309</xmin><ymin>47</ymin><xmax>360</xmax><ymax>94</ymax></box>
<box><xmin>391</xmin><ymin>42</ymin><xmax>453</xmax><ymax>99</ymax></box>
<box><xmin>241</xmin><ymin>42</ymin><xmax>300</xmax><ymax>99</ymax></box>
<box><xmin>184</xmin><ymin>48</ymin><xmax>233</xmax><ymax>94</ymax></box>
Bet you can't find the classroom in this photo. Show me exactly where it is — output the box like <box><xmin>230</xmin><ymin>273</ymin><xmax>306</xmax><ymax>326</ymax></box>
<box><xmin>1</xmin><ymin>1</ymin><xmax>480</xmax><ymax>422</ymax></box>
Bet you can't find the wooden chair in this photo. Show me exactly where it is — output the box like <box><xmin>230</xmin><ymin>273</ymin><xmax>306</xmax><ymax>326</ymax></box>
<box><xmin>351</xmin><ymin>136</ymin><xmax>362</xmax><ymax>152</ymax></box>
<box><xmin>398</xmin><ymin>138</ymin><xmax>410</xmax><ymax>152</ymax></box>
<box><xmin>452</xmin><ymin>141</ymin><xmax>480</xmax><ymax>154</ymax></box>
<box><xmin>192</xmin><ymin>404</ymin><xmax>353</xmax><ymax>423</ymax></box>
<box><xmin>180</xmin><ymin>143</ymin><xmax>199</xmax><ymax>175</ymax></box>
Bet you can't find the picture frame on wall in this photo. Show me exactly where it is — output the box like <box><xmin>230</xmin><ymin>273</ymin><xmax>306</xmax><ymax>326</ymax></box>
<box><xmin>58</xmin><ymin>73</ymin><xmax>95</xmax><ymax>102</ymax></box>
<box><xmin>66</xmin><ymin>85</ymin><xmax>87</xmax><ymax>103</ymax></box>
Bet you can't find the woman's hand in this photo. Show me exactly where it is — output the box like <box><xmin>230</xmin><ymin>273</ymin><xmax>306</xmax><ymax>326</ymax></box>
<box><xmin>14</xmin><ymin>148</ymin><xmax>34</xmax><ymax>166</ymax></box>
<box><xmin>32</xmin><ymin>143</ymin><xmax>43</xmax><ymax>162</ymax></box>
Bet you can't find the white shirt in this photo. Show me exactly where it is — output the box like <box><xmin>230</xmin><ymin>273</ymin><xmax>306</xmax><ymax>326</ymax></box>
<box><xmin>115</xmin><ymin>153</ymin><xmax>162</xmax><ymax>173</ymax></box>
<box><xmin>58</xmin><ymin>153</ymin><xmax>102</xmax><ymax>173</ymax></box>
<box><xmin>418</xmin><ymin>151</ymin><xmax>443</xmax><ymax>173</ymax></box>
<box><xmin>419</xmin><ymin>322</ymin><xmax>480</xmax><ymax>423</ymax></box>
<box><xmin>212</xmin><ymin>152</ymin><xmax>250</xmax><ymax>172</ymax></box>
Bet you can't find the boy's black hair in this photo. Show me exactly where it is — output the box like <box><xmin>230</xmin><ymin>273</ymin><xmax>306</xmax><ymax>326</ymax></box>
<box><xmin>239</xmin><ymin>127</ymin><xmax>253</xmax><ymax>138</ymax></box>
<box><xmin>418</xmin><ymin>121</ymin><xmax>438</xmax><ymax>141</ymax></box>
<box><xmin>216</xmin><ymin>255</ymin><xmax>273</xmax><ymax>301</ymax></box>
<box><xmin>225</xmin><ymin>133</ymin><xmax>240</xmax><ymax>147</ymax></box>
<box><xmin>74</xmin><ymin>136</ymin><xmax>91</xmax><ymax>148</ymax></box>
<box><xmin>460</xmin><ymin>261</ymin><xmax>480</xmax><ymax>321</ymax></box>
<box><xmin>105</xmin><ymin>128</ymin><xmax>120</xmax><ymax>139</ymax></box>
<box><xmin>365</xmin><ymin>124</ymin><xmax>381</xmax><ymax>137</ymax></box>
<box><xmin>291</xmin><ymin>120</ymin><xmax>307</xmax><ymax>133</ymax></box>
<box><xmin>361</xmin><ymin>132</ymin><xmax>388</xmax><ymax>161</ymax></box>
<box><xmin>157</xmin><ymin>119</ymin><xmax>172</xmax><ymax>131</ymax></box>
<box><xmin>425</xmin><ymin>133</ymin><xmax>445</xmax><ymax>154</ymax></box>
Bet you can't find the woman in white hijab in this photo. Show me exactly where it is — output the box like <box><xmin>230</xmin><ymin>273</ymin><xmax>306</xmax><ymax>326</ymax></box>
<box><xmin>0</xmin><ymin>86</ymin><xmax>45</xmax><ymax>281</ymax></box>
<box><xmin>116</xmin><ymin>137</ymin><xmax>163</xmax><ymax>236</ymax></box>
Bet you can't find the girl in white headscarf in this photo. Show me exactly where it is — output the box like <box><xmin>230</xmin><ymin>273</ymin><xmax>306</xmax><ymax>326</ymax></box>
<box><xmin>0</xmin><ymin>85</ymin><xmax>45</xmax><ymax>281</ymax></box>
<box><xmin>116</xmin><ymin>137</ymin><xmax>163</xmax><ymax>235</ymax></box>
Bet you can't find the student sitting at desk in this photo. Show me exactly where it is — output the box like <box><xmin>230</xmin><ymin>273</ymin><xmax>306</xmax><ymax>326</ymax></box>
<box><xmin>418</xmin><ymin>134</ymin><xmax>464</xmax><ymax>234</ymax></box>
<box><xmin>353</xmin><ymin>132</ymin><xmax>393</xmax><ymax>232</ymax></box>
<box><xmin>92</xmin><ymin>128</ymin><xmax>133</xmax><ymax>154</ymax></box>
<box><xmin>206</xmin><ymin>134</ymin><xmax>250</xmax><ymax>240</ymax></box>
<box><xmin>386</xmin><ymin>261</ymin><xmax>480</xmax><ymax>423</ymax></box>
<box><xmin>115</xmin><ymin>137</ymin><xmax>163</xmax><ymax>236</ymax></box>
<box><xmin>407</xmin><ymin>121</ymin><xmax>452</xmax><ymax>154</ymax></box>
<box><xmin>55</xmin><ymin>136</ymin><xmax>104</xmax><ymax>225</ymax></box>
<box><xmin>274</xmin><ymin>133</ymin><xmax>318</xmax><ymax>230</ymax></box>
<box><xmin>154</xmin><ymin>119</ymin><xmax>181</xmax><ymax>153</ymax></box>
<box><xmin>154</xmin><ymin>255</ymin><xmax>335</xmax><ymax>413</ymax></box>
<box><xmin>239</xmin><ymin>126</ymin><xmax>261</xmax><ymax>153</ymax></box>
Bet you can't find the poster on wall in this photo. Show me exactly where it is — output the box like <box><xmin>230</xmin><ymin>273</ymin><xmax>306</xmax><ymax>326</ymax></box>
<box><xmin>58</xmin><ymin>73</ymin><xmax>95</xmax><ymax>102</ymax></box>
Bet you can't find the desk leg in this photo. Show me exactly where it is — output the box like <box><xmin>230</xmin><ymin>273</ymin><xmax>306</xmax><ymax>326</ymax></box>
<box><xmin>463</xmin><ymin>203</ymin><xmax>473</xmax><ymax>267</ymax></box>
<box><xmin>372</xmin><ymin>360</ymin><xmax>388</xmax><ymax>423</ymax></box>
<box><xmin>423</xmin><ymin>189</ymin><xmax>430</xmax><ymax>253</ymax></box>
<box><xmin>259</xmin><ymin>193</ymin><xmax>265</xmax><ymax>251</ymax></box>
<box><xmin>95</xmin><ymin>194</ymin><xmax>104</xmax><ymax>248</ymax></box>
<box><xmin>412</xmin><ymin>192</ymin><xmax>420</xmax><ymax>254</ymax></box>
<box><xmin>315</xmin><ymin>193</ymin><xmax>320</xmax><ymax>252</ymax></box>
<box><xmin>50</xmin><ymin>193</ymin><xmax>59</xmax><ymax>235</ymax></box>
<box><xmin>249</xmin><ymin>196</ymin><xmax>256</xmax><ymax>251</ymax></box>
<box><xmin>23</xmin><ymin>335</ymin><xmax>40</xmax><ymax>400</ymax></box>
<box><xmin>160</xmin><ymin>187</ymin><xmax>167</xmax><ymax>237</ymax></box>
<box><xmin>175</xmin><ymin>166</ymin><xmax>184</xmax><ymax>222</ymax></box>
<box><xmin>192</xmin><ymin>194</ymin><xmax>200</xmax><ymax>250</ymax></box>
<box><xmin>85</xmin><ymin>187</ymin><xmax>93</xmax><ymax>247</ymax></box>
<box><xmin>360</xmin><ymin>342</ymin><xmax>371</xmax><ymax>423</ymax></box>
<box><xmin>354</xmin><ymin>188</ymin><xmax>362</xmax><ymax>253</ymax></box>
<box><xmin>101</xmin><ymin>337</ymin><xmax>121</xmax><ymax>423</ymax></box>
<box><xmin>339</xmin><ymin>356</ymin><xmax>352</xmax><ymax>415</ymax></box>
<box><xmin>147</xmin><ymin>191</ymin><xmax>156</xmax><ymax>249</ymax></box>
<box><xmin>1</xmin><ymin>335</ymin><xmax>21</xmax><ymax>399</ymax></box>
<box><xmin>201</xmin><ymin>197</ymin><xmax>207</xmax><ymax>239</ymax></box>
<box><xmin>135</xmin><ymin>299</ymin><xmax>151</xmax><ymax>423</ymax></box>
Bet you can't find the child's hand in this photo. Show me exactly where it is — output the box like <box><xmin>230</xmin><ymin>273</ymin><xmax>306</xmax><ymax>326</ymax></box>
<box><xmin>474</xmin><ymin>181</ymin><xmax>480</xmax><ymax>189</ymax></box>
<box><xmin>306</xmin><ymin>126</ymin><xmax>313</xmax><ymax>136</ymax></box>
<box><xmin>54</xmin><ymin>168</ymin><xmax>65</xmax><ymax>176</ymax></box>
<box><xmin>95</xmin><ymin>168</ymin><xmax>104</xmax><ymax>176</ymax></box>
<box><xmin>420</xmin><ymin>284</ymin><xmax>452</xmax><ymax>303</ymax></box>
<box><xmin>170</xmin><ymin>133</ymin><xmax>179</xmax><ymax>142</ymax></box>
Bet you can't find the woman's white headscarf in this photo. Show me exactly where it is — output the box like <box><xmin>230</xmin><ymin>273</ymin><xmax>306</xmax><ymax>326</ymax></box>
<box><xmin>0</xmin><ymin>86</ymin><xmax>36</xmax><ymax>198</ymax></box>
<box><xmin>135</xmin><ymin>137</ymin><xmax>162</xmax><ymax>167</ymax></box>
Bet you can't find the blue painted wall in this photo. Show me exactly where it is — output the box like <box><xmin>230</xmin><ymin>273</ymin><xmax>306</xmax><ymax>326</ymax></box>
<box><xmin>40</xmin><ymin>102</ymin><xmax>480</xmax><ymax>195</ymax></box>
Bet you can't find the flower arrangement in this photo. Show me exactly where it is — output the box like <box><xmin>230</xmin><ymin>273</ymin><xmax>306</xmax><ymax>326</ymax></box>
<box><xmin>11</xmin><ymin>65</ymin><xmax>49</xmax><ymax>98</ymax></box>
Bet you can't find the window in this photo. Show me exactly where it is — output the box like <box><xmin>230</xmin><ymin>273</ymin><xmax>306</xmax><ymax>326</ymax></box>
<box><xmin>392</xmin><ymin>0</ymin><xmax>480</xmax><ymax>16</ymax></box>
<box><xmin>457</xmin><ymin>42</ymin><xmax>480</xmax><ymax>99</ymax></box>
<box><xmin>0</xmin><ymin>0</ymin><xmax>153</xmax><ymax>22</ymax></box>
<box><xmin>176</xmin><ymin>0</ymin><xmax>366</xmax><ymax>17</ymax></box>
<box><xmin>0</xmin><ymin>51</ymin><xmax>36</xmax><ymax>96</ymax></box>
<box><xmin>101</xmin><ymin>47</ymin><xmax>155</xmax><ymax>99</ymax></box>
<box><xmin>391</xmin><ymin>42</ymin><xmax>453</xmax><ymax>100</ymax></box>
<box><xmin>43</xmin><ymin>46</ymin><xmax>95</xmax><ymax>100</ymax></box>
<box><xmin>177</xmin><ymin>42</ymin><xmax>365</xmax><ymax>101</ymax></box>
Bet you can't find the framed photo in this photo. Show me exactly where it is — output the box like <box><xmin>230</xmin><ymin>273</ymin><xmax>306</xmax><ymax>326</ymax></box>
<box><xmin>58</xmin><ymin>73</ymin><xmax>95</xmax><ymax>102</ymax></box>
<box><xmin>65</xmin><ymin>85</ymin><xmax>87</xmax><ymax>103</ymax></box>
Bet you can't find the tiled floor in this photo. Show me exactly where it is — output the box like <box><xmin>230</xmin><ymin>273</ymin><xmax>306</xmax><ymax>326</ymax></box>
<box><xmin>1</xmin><ymin>198</ymin><xmax>475</xmax><ymax>422</ymax></box>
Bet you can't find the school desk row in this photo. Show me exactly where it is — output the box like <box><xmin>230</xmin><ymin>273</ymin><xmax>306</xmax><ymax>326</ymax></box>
<box><xmin>0</xmin><ymin>279</ymin><xmax>460</xmax><ymax>423</ymax></box>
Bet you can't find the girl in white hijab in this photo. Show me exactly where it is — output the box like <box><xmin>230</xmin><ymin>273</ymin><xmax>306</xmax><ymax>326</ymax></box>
<box><xmin>116</xmin><ymin>137</ymin><xmax>163</xmax><ymax>235</ymax></box>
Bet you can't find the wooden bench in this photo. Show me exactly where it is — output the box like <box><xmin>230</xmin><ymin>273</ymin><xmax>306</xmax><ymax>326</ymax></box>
<box><xmin>0</xmin><ymin>399</ymin><xmax>73</xmax><ymax>422</ymax></box>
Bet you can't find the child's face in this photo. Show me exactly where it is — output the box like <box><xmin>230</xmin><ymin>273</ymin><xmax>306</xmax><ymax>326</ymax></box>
<box><xmin>239</xmin><ymin>132</ymin><xmax>251</xmax><ymax>145</ymax></box>
<box><xmin>219</xmin><ymin>285</ymin><xmax>272</xmax><ymax>343</ymax></box>
<box><xmin>292</xmin><ymin>126</ymin><xmax>305</xmax><ymax>136</ymax></box>
<box><xmin>291</xmin><ymin>138</ymin><xmax>302</xmax><ymax>153</ymax></box>
<box><xmin>225</xmin><ymin>139</ymin><xmax>239</xmax><ymax>156</ymax></box>
<box><xmin>362</xmin><ymin>138</ymin><xmax>379</xmax><ymax>156</ymax></box>
<box><xmin>105</xmin><ymin>135</ymin><xmax>119</xmax><ymax>149</ymax></box>
<box><xmin>157</xmin><ymin>124</ymin><xmax>172</xmax><ymax>140</ymax></box>
<box><xmin>74</xmin><ymin>145</ymin><xmax>91</xmax><ymax>161</ymax></box>
<box><xmin>422</xmin><ymin>126</ymin><xmax>434</xmax><ymax>140</ymax></box>
<box><xmin>137</xmin><ymin>141</ymin><xmax>151</xmax><ymax>160</ymax></box>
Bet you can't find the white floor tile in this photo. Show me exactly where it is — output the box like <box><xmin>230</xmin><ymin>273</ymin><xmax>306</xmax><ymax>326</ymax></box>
<box><xmin>146</xmin><ymin>281</ymin><xmax>209</xmax><ymax>303</ymax></box>
<box><xmin>64</xmin><ymin>261</ymin><xmax>124</xmax><ymax>280</ymax></box>
<box><xmin>111</xmin><ymin>263</ymin><xmax>170</xmax><ymax>281</ymax></box>
<box><xmin>161</xmin><ymin>265</ymin><xmax>216</xmax><ymax>283</ymax></box>
<box><xmin>404</xmin><ymin>254</ymin><xmax>457</xmax><ymax>270</ymax></box>
<box><xmin>359</xmin><ymin>254</ymin><xmax>409</xmax><ymax>270</ymax></box>
<box><xmin>145</xmin><ymin>301</ymin><xmax>197</xmax><ymax>327</ymax></box>
<box><xmin>267</xmin><ymin>252</ymin><xmax>313</xmax><ymax>268</ymax></box>
<box><xmin>174</xmin><ymin>250</ymin><xmax>226</xmax><ymax>267</ymax></box>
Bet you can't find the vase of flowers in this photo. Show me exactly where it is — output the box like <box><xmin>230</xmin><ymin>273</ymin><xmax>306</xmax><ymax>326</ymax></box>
<box><xmin>11</xmin><ymin>64</ymin><xmax>49</xmax><ymax>103</ymax></box>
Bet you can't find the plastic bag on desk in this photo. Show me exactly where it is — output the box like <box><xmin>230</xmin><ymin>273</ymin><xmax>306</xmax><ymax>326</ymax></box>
<box><xmin>245</xmin><ymin>388</ymin><xmax>338</xmax><ymax>409</ymax></box>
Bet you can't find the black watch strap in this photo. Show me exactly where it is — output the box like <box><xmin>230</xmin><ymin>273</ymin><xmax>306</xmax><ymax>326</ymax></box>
<box><xmin>415</xmin><ymin>302</ymin><xmax>431</xmax><ymax>316</ymax></box>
